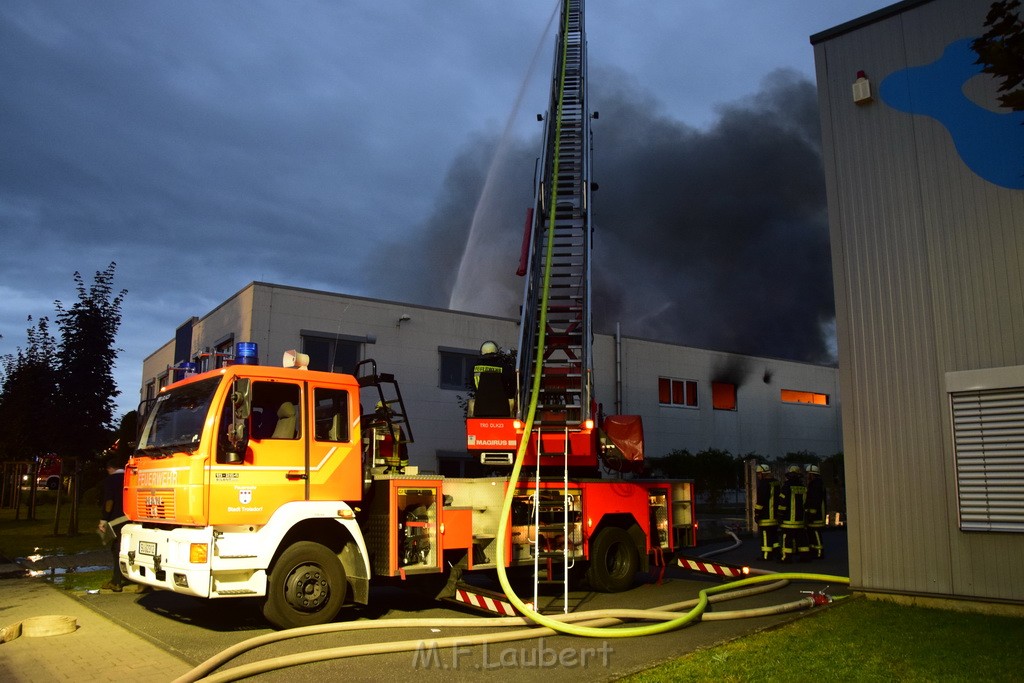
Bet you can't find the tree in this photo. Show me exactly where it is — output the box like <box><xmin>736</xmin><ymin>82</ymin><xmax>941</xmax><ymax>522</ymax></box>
<box><xmin>647</xmin><ymin>448</ymin><xmax>739</xmax><ymax>511</ymax></box>
<box><xmin>973</xmin><ymin>0</ymin><xmax>1024</xmax><ymax>111</ymax></box>
<box><xmin>52</xmin><ymin>263</ymin><xmax>127</xmax><ymax>461</ymax></box>
<box><xmin>692</xmin><ymin>448</ymin><xmax>739</xmax><ymax>511</ymax></box>
<box><xmin>0</xmin><ymin>316</ymin><xmax>58</xmax><ymax>461</ymax></box>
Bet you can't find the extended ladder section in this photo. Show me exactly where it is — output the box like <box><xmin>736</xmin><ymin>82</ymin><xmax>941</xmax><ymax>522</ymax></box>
<box><xmin>517</xmin><ymin>0</ymin><xmax>590</xmax><ymax>613</ymax></box>
<box><xmin>517</xmin><ymin>0</ymin><xmax>593</xmax><ymax>436</ymax></box>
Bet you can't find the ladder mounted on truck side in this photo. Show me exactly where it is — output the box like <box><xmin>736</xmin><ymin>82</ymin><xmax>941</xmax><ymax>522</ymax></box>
<box><xmin>356</xmin><ymin>359</ymin><xmax>414</xmax><ymax>473</ymax></box>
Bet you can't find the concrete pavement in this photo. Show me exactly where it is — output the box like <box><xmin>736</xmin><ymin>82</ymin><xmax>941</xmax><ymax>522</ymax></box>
<box><xmin>0</xmin><ymin>528</ymin><xmax>850</xmax><ymax>682</ymax></box>
<box><xmin>0</xmin><ymin>575</ymin><xmax>193</xmax><ymax>682</ymax></box>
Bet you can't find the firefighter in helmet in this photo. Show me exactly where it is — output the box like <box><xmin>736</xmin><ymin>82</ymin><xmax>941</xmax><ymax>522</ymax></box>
<box><xmin>470</xmin><ymin>341</ymin><xmax>515</xmax><ymax>417</ymax></box>
<box><xmin>776</xmin><ymin>465</ymin><xmax>810</xmax><ymax>562</ymax></box>
<box><xmin>805</xmin><ymin>464</ymin><xmax>827</xmax><ymax>559</ymax></box>
<box><xmin>753</xmin><ymin>463</ymin><xmax>780</xmax><ymax>561</ymax></box>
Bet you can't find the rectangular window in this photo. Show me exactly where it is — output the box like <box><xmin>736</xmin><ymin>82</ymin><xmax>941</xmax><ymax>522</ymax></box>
<box><xmin>303</xmin><ymin>335</ymin><xmax>360</xmax><ymax>374</ymax></box>
<box><xmin>780</xmin><ymin>389</ymin><xmax>829</xmax><ymax>406</ymax></box>
<box><xmin>313</xmin><ymin>387</ymin><xmax>350</xmax><ymax>443</ymax></box>
<box><xmin>950</xmin><ymin>385</ymin><xmax>1024</xmax><ymax>533</ymax></box>
<box><xmin>659</xmin><ymin>377</ymin><xmax>698</xmax><ymax>408</ymax></box>
<box><xmin>439</xmin><ymin>349</ymin><xmax>477</xmax><ymax>391</ymax></box>
<box><xmin>214</xmin><ymin>338</ymin><xmax>235</xmax><ymax>369</ymax></box>
<box><xmin>712</xmin><ymin>382</ymin><xmax>737</xmax><ymax>410</ymax></box>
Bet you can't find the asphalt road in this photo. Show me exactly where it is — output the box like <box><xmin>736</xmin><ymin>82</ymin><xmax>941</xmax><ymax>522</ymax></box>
<box><xmin>72</xmin><ymin>531</ymin><xmax>847</xmax><ymax>681</ymax></box>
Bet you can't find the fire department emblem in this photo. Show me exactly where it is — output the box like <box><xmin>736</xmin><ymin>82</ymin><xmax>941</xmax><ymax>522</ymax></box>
<box><xmin>238</xmin><ymin>489</ymin><xmax>253</xmax><ymax>505</ymax></box>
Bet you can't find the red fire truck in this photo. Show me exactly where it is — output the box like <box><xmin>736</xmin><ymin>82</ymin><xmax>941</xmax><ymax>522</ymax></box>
<box><xmin>119</xmin><ymin>351</ymin><xmax>693</xmax><ymax>628</ymax></box>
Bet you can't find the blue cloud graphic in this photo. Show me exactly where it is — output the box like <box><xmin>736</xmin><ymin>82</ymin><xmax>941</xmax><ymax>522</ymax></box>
<box><xmin>879</xmin><ymin>37</ymin><xmax>1024</xmax><ymax>190</ymax></box>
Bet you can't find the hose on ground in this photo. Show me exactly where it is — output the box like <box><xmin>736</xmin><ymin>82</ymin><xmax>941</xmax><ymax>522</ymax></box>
<box><xmin>698</xmin><ymin>530</ymin><xmax>743</xmax><ymax>558</ymax></box>
<box><xmin>178</xmin><ymin>577</ymin><xmax>834</xmax><ymax>682</ymax></box>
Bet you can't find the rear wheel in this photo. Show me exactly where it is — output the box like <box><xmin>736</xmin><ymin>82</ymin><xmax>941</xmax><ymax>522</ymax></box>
<box><xmin>585</xmin><ymin>526</ymin><xmax>639</xmax><ymax>593</ymax></box>
<box><xmin>262</xmin><ymin>541</ymin><xmax>346</xmax><ymax>629</ymax></box>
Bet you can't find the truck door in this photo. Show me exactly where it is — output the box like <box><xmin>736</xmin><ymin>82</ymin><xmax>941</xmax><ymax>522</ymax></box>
<box><xmin>209</xmin><ymin>379</ymin><xmax>305</xmax><ymax>525</ymax></box>
<box><xmin>306</xmin><ymin>384</ymin><xmax>362</xmax><ymax>502</ymax></box>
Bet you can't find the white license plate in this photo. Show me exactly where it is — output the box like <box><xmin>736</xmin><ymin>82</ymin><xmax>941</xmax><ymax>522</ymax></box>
<box><xmin>138</xmin><ymin>541</ymin><xmax>157</xmax><ymax>556</ymax></box>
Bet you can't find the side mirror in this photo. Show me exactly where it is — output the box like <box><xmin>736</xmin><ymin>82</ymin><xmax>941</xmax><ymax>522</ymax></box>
<box><xmin>231</xmin><ymin>378</ymin><xmax>252</xmax><ymax>420</ymax></box>
<box><xmin>226</xmin><ymin>378</ymin><xmax>252</xmax><ymax>458</ymax></box>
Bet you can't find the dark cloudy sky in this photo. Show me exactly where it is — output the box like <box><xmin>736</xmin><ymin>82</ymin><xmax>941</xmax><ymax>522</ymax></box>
<box><xmin>1</xmin><ymin>1</ymin><xmax>894</xmax><ymax>416</ymax></box>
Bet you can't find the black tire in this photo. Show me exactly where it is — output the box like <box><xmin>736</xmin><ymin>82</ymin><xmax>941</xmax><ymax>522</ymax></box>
<box><xmin>585</xmin><ymin>526</ymin><xmax>639</xmax><ymax>593</ymax></box>
<box><xmin>262</xmin><ymin>541</ymin><xmax>346</xmax><ymax>629</ymax></box>
<box><xmin>46</xmin><ymin>477</ymin><xmax>59</xmax><ymax>491</ymax></box>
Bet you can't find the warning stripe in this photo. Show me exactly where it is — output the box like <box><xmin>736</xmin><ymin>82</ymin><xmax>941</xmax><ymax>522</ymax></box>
<box><xmin>676</xmin><ymin>557</ymin><xmax>747</xmax><ymax>578</ymax></box>
<box><xmin>454</xmin><ymin>588</ymin><xmax>517</xmax><ymax>616</ymax></box>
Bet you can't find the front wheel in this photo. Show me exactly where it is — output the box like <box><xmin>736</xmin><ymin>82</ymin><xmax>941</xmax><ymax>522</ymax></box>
<box><xmin>585</xmin><ymin>526</ymin><xmax>639</xmax><ymax>593</ymax></box>
<box><xmin>263</xmin><ymin>541</ymin><xmax>346</xmax><ymax>629</ymax></box>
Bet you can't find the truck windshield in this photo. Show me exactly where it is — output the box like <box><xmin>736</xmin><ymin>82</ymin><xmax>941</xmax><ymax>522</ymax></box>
<box><xmin>137</xmin><ymin>377</ymin><xmax>220</xmax><ymax>455</ymax></box>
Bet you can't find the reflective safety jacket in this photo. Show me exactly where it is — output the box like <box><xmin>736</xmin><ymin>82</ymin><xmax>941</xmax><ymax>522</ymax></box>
<box><xmin>754</xmin><ymin>476</ymin><xmax>779</xmax><ymax>526</ymax></box>
<box><xmin>776</xmin><ymin>475</ymin><xmax>807</xmax><ymax>529</ymax></box>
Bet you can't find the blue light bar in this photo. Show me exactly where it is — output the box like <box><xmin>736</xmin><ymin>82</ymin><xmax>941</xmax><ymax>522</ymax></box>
<box><xmin>235</xmin><ymin>342</ymin><xmax>259</xmax><ymax>365</ymax></box>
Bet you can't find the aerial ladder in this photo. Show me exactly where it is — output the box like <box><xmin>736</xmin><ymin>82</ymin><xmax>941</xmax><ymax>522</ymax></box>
<box><xmin>519</xmin><ymin>0</ymin><xmax>590</xmax><ymax>611</ymax></box>
<box><xmin>467</xmin><ymin>0</ymin><xmax>651</xmax><ymax>612</ymax></box>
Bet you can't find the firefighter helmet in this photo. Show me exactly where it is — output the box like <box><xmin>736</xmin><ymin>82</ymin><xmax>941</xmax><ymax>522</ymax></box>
<box><xmin>787</xmin><ymin>465</ymin><xmax>802</xmax><ymax>474</ymax></box>
<box><xmin>806</xmin><ymin>464</ymin><xmax>820</xmax><ymax>475</ymax></box>
<box><xmin>480</xmin><ymin>340</ymin><xmax>499</xmax><ymax>355</ymax></box>
<box><xmin>756</xmin><ymin>464</ymin><xmax>770</xmax><ymax>474</ymax></box>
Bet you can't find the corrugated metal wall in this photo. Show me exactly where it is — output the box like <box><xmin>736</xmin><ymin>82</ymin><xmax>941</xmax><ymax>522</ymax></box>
<box><xmin>814</xmin><ymin>0</ymin><xmax>1024</xmax><ymax>602</ymax></box>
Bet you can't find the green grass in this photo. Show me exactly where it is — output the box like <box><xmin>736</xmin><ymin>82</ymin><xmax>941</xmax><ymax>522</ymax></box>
<box><xmin>1</xmin><ymin>492</ymin><xmax>105</xmax><ymax>567</ymax></box>
<box><xmin>623</xmin><ymin>596</ymin><xmax>1024</xmax><ymax>682</ymax></box>
<box><xmin>1</xmin><ymin>493</ymin><xmax>113</xmax><ymax>591</ymax></box>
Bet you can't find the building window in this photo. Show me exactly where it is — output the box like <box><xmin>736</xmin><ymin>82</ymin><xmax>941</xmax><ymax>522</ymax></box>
<box><xmin>303</xmin><ymin>335</ymin><xmax>360</xmax><ymax>374</ymax></box>
<box><xmin>214</xmin><ymin>337</ymin><xmax>235</xmax><ymax>369</ymax></box>
<box><xmin>780</xmin><ymin>389</ymin><xmax>829</xmax><ymax>406</ymax></box>
<box><xmin>950</xmin><ymin>384</ymin><xmax>1024</xmax><ymax>533</ymax></box>
<box><xmin>439</xmin><ymin>349</ymin><xmax>477</xmax><ymax>390</ymax></box>
<box><xmin>712</xmin><ymin>382</ymin><xmax>737</xmax><ymax>411</ymax></box>
<box><xmin>659</xmin><ymin>377</ymin><xmax>697</xmax><ymax>408</ymax></box>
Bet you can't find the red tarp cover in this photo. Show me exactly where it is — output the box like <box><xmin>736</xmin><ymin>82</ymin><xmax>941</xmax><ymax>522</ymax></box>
<box><xmin>602</xmin><ymin>414</ymin><xmax>644</xmax><ymax>472</ymax></box>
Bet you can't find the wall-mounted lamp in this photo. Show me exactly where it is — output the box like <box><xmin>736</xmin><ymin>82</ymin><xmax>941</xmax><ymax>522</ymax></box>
<box><xmin>396</xmin><ymin>314</ymin><xmax>411</xmax><ymax>327</ymax></box>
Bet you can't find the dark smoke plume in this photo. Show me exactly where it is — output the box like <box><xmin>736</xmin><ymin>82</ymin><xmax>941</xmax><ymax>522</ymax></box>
<box><xmin>394</xmin><ymin>68</ymin><xmax>836</xmax><ymax>365</ymax></box>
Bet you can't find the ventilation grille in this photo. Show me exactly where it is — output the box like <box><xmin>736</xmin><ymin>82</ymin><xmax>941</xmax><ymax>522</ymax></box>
<box><xmin>951</xmin><ymin>387</ymin><xmax>1024</xmax><ymax>533</ymax></box>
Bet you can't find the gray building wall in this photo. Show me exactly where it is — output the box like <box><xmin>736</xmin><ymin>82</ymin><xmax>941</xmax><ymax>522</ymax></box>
<box><xmin>813</xmin><ymin>0</ymin><xmax>1024</xmax><ymax>603</ymax></box>
<box><xmin>141</xmin><ymin>282</ymin><xmax>841</xmax><ymax>472</ymax></box>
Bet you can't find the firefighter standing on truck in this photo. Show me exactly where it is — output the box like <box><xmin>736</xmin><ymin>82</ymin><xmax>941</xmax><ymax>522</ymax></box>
<box><xmin>471</xmin><ymin>341</ymin><xmax>515</xmax><ymax>418</ymax></box>
<box><xmin>776</xmin><ymin>465</ymin><xmax>809</xmax><ymax>562</ymax></box>
<box><xmin>753</xmin><ymin>463</ymin><xmax>780</xmax><ymax>561</ymax></box>
<box><xmin>805</xmin><ymin>464</ymin><xmax>827</xmax><ymax>559</ymax></box>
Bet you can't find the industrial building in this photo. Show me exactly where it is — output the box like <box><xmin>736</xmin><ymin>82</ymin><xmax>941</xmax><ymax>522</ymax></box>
<box><xmin>140</xmin><ymin>282</ymin><xmax>841</xmax><ymax>474</ymax></box>
<box><xmin>813</xmin><ymin>0</ymin><xmax>1024</xmax><ymax>606</ymax></box>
